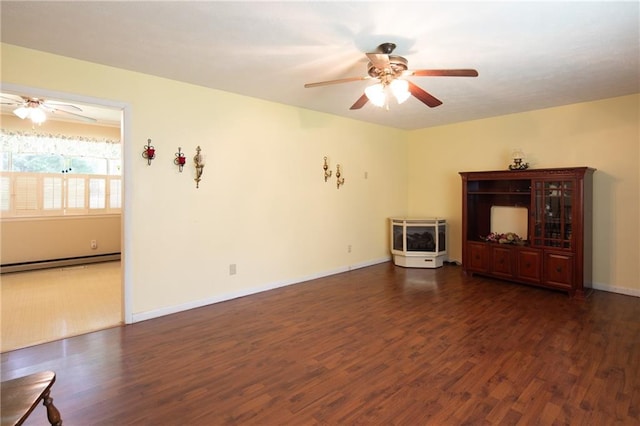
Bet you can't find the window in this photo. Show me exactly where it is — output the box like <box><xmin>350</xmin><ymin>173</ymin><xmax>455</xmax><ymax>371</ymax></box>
<box><xmin>0</xmin><ymin>130</ymin><xmax>121</xmax><ymax>217</ymax></box>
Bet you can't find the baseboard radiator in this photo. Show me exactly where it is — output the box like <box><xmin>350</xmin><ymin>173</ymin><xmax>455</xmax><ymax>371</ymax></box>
<box><xmin>1</xmin><ymin>253</ymin><xmax>121</xmax><ymax>274</ymax></box>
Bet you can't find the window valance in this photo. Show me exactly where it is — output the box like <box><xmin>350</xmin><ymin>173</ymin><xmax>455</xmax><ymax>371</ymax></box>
<box><xmin>0</xmin><ymin>129</ymin><xmax>121</xmax><ymax>160</ymax></box>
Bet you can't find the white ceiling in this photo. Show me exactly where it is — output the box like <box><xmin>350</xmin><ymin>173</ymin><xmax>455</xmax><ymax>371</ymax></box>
<box><xmin>1</xmin><ymin>1</ymin><xmax>638</xmax><ymax>130</ymax></box>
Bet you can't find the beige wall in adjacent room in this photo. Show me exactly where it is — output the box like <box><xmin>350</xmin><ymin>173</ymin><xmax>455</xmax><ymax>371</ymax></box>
<box><xmin>407</xmin><ymin>94</ymin><xmax>640</xmax><ymax>295</ymax></box>
<box><xmin>1</xmin><ymin>216</ymin><xmax>121</xmax><ymax>264</ymax></box>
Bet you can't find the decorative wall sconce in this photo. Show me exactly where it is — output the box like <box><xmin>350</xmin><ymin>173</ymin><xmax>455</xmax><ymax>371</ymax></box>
<box><xmin>174</xmin><ymin>147</ymin><xmax>186</xmax><ymax>172</ymax></box>
<box><xmin>142</xmin><ymin>139</ymin><xmax>156</xmax><ymax>165</ymax></box>
<box><xmin>194</xmin><ymin>146</ymin><xmax>205</xmax><ymax>188</ymax></box>
<box><xmin>336</xmin><ymin>164</ymin><xmax>345</xmax><ymax>189</ymax></box>
<box><xmin>508</xmin><ymin>149</ymin><xmax>529</xmax><ymax>170</ymax></box>
<box><xmin>323</xmin><ymin>156</ymin><xmax>332</xmax><ymax>182</ymax></box>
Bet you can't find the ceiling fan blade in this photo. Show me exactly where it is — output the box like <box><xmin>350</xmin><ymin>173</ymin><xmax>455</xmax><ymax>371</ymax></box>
<box><xmin>49</xmin><ymin>107</ymin><xmax>97</xmax><ymax>123</ymax></box>
<box><xmin>349</xmin><ymin>93</ymin><xmax>369</xmax><ymax>110</ymax></box>
<box><xmin>407</xmin><ymin>81</ymin><xmax>443</xmax><ymax>108</ymax></box>
<box><xmin>44</xmin><ymin>100</ymin><xmax>83</xmax><ymax>112</ymax></box>
<box><xmin>304</xmin><ymin>76</ymin><xmax>370</xmax><ymax>88</ymax></box>
<box><xmin>405</xmin><ymin>69</ymin><xmax>479</xmax><ymax>77</ymax></box>
<box><xmin>0</xmin><ymin>95</ymin><xmax>23</xmax><ymax>105</ymax></box>
<box><xmin>366</xmin><ymin>53</ymin><xmax>391</xmax><ymax>71</ymax></box>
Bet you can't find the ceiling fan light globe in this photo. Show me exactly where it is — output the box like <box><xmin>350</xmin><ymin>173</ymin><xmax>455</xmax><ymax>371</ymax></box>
<box><xmin>30</xmin><ymin>108</ymin><xmax>47</xmax><ymax>124</ymax></box>
<box><xmin>13</xmin><ymin>106</ymin><xmax>29</xmax><ymax>119</ymax></box>
<box><xmin>390</xmin><ymin>79</ymin><xmax>410</xmax><ymax>104</ymax></box>
<box><xmin>364</xmin><ymin>83</ymin><xmax>386</xmax><ymax>107</ymax></box>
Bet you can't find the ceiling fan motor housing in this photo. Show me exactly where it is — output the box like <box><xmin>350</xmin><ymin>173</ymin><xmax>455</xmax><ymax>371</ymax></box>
<box><xmin>367</xmin><ymin>55</ymin><xmax>408</xmax><ymax>79</ymax></box>
<box><xmin>377</xmin><ymin>42</ymin><xmax>396</xmax><ymax>54</ymax></box>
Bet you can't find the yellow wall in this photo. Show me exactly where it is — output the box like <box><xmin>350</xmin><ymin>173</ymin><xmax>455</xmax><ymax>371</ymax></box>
<box><xmin>407</xmin><ymin>94</ymin><xmax>640</xmax><ymax>294</ymax></box>
<box><xmin>1</xmin><ymin>43</ymin><xmax>409</xmax><ymax>320</ymax></box>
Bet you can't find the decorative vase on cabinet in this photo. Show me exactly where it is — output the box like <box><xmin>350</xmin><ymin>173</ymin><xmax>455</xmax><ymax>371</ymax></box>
<box><xmin>390</xmin><ymin>218</ymin><xmax>447</xmax><ymax>268</ymax></box>
<box><xmin>459</xmin><ymin>167</ymin><xmax>595</xmax><ymax>299</ymax></box>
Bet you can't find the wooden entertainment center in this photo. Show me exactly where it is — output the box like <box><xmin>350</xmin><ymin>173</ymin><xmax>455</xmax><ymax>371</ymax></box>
<box><xmin>460</xmin><ymin>167</ymin><xmax>595</xmax><ymax>299</ymax></box>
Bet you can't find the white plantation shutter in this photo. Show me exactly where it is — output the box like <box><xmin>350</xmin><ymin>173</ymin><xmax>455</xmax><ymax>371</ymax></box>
<box><xmin>89</xmin><ymin>178</ymin><xmax>106</xmax><ymax>209</ymax></box>
<box><xmin>14</xmin><ymin>175</ymin><xmax>39</xmax><ymax>213</ymax></box>
<box><xmin>0</xmin><ymin>173</ymin><xmax>121</xmax><ymax>217</ymax></box>
<box><xmin>0</xmin><ymin>176</ymin><xmax>9</xmax><ymax>212</ymax></box>
<box><xmin>66</xmin><ymin>177</ymin><xmax>86</xmax><ymax>210</ymax></box>
<box><xmin>109</xmin><ymin>178</ymin><xmax>122</xmax><ymax>210</ymax></box>
<box><xmin>43</xmin><ymin>176</ymin><xmax>63</xmax><ymax>211</ymax></box>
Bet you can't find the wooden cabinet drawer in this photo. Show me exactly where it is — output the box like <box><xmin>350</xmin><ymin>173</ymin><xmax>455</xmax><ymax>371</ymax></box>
<box><xmin>517</xmin><ymin>249</ymin><xmax>541</xmax><ymax>283</ymax></box>
<box><xmin>491</xmin><ymin>246</ymin><xmax>514</xmax><ymax>278</ymax></box>
<box><xmin>544</xmin><ymin>252</ymin><xmax>574</xmax><ymax>288</ymax></box>
<box><xmin>466</xmin><ymin>242</ymin><xmax>489</xmax><ymax>272</ymax></box>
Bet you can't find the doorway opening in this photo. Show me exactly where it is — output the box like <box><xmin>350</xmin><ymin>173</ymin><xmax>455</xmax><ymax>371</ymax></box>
<box><xmin>0</xmin><ymin>84</ymin><xmax>130</xmax><ymax>352</ymax></box>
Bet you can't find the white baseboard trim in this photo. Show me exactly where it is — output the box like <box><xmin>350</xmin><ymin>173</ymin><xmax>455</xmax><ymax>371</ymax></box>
<box><xmin>132</xmin><ymin>256</ymin><xmax>392</xmax><ymax>323</ymax></box>
<box><xmin>592</xmin><ymin>283</ymin><xmax>640</xmax><ymax>298</ymax></box>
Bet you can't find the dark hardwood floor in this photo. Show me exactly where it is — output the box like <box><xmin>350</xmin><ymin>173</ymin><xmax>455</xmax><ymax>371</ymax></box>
<box><xmin>2</xmin><ymin>262</ymin><xmax>639</xmax><ymax>425</ymax></box>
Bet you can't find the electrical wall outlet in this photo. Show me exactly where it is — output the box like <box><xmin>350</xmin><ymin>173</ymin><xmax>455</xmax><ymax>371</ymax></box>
<box><xmin>90</xmin><ymin>240</ymin><xmax>97</xmax><ymax>249</ymax></box>
<box><xmin>229</xmin><ymin>264</ymin><xmax>237</xmax><ymax>275</ymax></box>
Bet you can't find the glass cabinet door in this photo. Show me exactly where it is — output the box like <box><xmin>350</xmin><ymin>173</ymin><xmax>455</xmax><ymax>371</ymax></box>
<box><xmin>533</xmin><ymin>180</ymin><xmax>573</xmax><ymax>248</ymax></box>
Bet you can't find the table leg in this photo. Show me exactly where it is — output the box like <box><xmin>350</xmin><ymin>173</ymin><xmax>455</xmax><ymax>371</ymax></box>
<box><xmin>42</xmin><ymin>389</ymin><xmax>62</xmax><ymax>426</ymax></box>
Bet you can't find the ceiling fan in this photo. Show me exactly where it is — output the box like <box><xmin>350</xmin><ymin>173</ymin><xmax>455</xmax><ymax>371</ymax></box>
<box><xmin>0</xmin><ymin>94</ymin><xmax>97</xmax><ymax>124</ymax></box>
<box><xmin>304</xmin><ymin>42</ymin><xmax>478</xmax><ymax>110</ymax></box>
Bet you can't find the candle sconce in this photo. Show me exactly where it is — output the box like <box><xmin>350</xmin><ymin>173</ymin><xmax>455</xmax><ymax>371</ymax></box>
<box><xmin>336</xmin><ymin>164</ymin><xmax>345</xmax><ymax>189</ymax></box>
<box><xmin>142</xmin><ymin>139</ymin><xmax>156</xmax><ymax>165</ymax></box>
<box><xmin>323</xmin><ymin>156</ymin><xmax>332</xmax><ymax>182</ymax></box>
<box><xmin>194</xmin><ymin>146</ymin><xmax>205</xmax><ymax>188</ymax></box>
<box><xmin>174</xmin><ymin>147</ymin><xmax>186</xmax><ymax>172</ymax></box>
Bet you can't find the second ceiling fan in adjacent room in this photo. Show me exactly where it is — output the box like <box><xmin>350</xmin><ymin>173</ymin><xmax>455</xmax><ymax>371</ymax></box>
<box><xmin>0</xmin><ymin>94</ymin><xmax>98</xmax><ymax>125</ymax></box>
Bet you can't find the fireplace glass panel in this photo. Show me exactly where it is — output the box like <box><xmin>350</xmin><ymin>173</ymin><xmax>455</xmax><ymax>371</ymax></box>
<box><xmin>392</xmin><ymin>225</ymin><xmax>404</xmax><ymax>251</ymax></box>
<box><xmin>406</xmin><ymin>226</ymin><xmax>437</xmax><ymax>252</ymax></box>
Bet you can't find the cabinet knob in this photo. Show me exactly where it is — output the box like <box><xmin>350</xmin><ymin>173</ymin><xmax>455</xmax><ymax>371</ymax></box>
<box><xmin>525</xmin><ymin>262</ymin><xmax>531</xmax><ymax>268</ymax></box>
<box><xmin>556</xmin><ymin>267</ymin><xmax>562</xmax><ymax>273</ymax></box>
